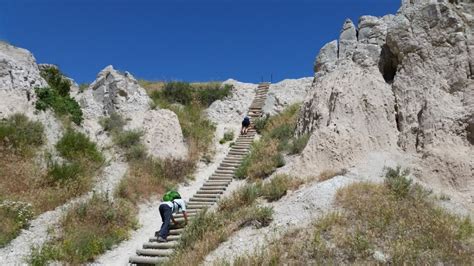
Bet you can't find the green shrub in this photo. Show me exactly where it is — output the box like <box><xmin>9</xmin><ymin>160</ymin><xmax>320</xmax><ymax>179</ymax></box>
<box><xmin>35</xmin><ymin>66</ymin><xmax>83</xmax><ymax>125</ymax></box>
<box><xmin>0</xmin><ymin>113</ymin><xmax>44</xmax><ymax>153</ymax></box>
<box><xmin>253</xmin><ymin>115</ymin><xmax>269</xmax><ymax>134</ymax></box>
<box><xmin>289</xmin><ymin>133</ymin><xmax>310</xmax><ymax>154</ymax></box>
<box><xmin>30</xmin><ymin>193</ymin><xmax>137</xmax><ymax>264</ymax></box>
<box><xmin>219</xmin><ymin>131</ymin><xmax>234</xmax><ymax>144</ymax></box>
<box><xmin>163</xmin><ymin>81</ymin><xmax>194</xmax><ymax>105</ymax></box>
<box><xmin>46</xmin><ymin>161</ymin><xmax>84</xmax><ymax>185</ymax></box>
<box><xmin>99</xmin><ymin>113</ymin><xmax>125</xmax><ymax>133</ymax></box>
<box><xmin>195</xmin><ymin>83</ymin><xmax>232</xmax><ymax>107</ymax></box>
<box><xmin>35</xmin><ymin>87</ymin><xmax>83</xmax><ymax>125</ymax></box>
<box><xmin>40</xmin><ymin>66</ymin><xmax>71</xmax><ymax>97</ymax></box>
<box><xmin>235</xmin><ymin>153</ymin><xmax>251</xmax><ymax>179</ymax></box>
<box><xmin>384</xmin><ymin>166</ymin><xmax>412</xmax><ymax>198</ymax></box>
<box><xmin>260</xmin><ymin>175</ymin><xmax>290</xmax><ymax>201</ymax></box>
<box><xmin>218</xmin><ymin>183</ymin><xmax>260</xmax><ymax>213</ymax></box>
<box><xmin>240</xmin><ymin>206</ymin><xmax>274</xmax><ymax>228</ymax></box>
<box><xmin>56</xmin><ymin>129</ymin><xmax>103</xmax><ymax>163</ymax></box>
<box><xmin>0</xmin><ymin>200</ymin><xmax>33</xmax><ymax>247</ymax></box>
<box><xmin>113</xmin><ymin>130</ymin><xmax>143</xmax><ymax>149</ymax></box>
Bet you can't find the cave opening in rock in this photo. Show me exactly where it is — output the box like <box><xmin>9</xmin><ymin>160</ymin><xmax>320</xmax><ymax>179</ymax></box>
<box><xmin>379</xmin><ymin>44</ymin><xmax>399</xmax><ymax>83</ymax></box>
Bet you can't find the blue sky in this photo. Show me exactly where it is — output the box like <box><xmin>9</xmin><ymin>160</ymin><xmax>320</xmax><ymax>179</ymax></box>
<box><xmin>0</xmin><ymin>0</ymin><xmax>400</xmax><ymax>84</ymax></box>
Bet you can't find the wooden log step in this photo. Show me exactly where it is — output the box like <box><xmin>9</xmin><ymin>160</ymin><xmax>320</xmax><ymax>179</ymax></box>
<box><xmin>149</xmin><ymin>235</ymin><xmax>181</xmax><ymax>242</ymax></box>
<box><xmin>136</xmin><ymin>248</ymin><xmax>174</xmax><ymax>257</ymax></box>
<box><xmin>196</xmin><ymin>189</ymin><xmax>224</xmax><ymax>194</ymax></box>
<box><xmin>143</xmin><ymin>241</ymin><xmax>178</xmax><ymax>249</ymax></box>
<box><xmin>189</xmin><ymin>197</ymin><xmax>217</xmax><ymax>203</ymax></box>
<box><xmin>200</xmin><ymin>186</ymin><xmax>227</xmax><ymax>190</ymax></box>
<box><xmin>193</xmin><ymin>194</ymin><xmax>220</xmax><ymax>198</ymax></box>
<box><xmin>129</xmin><ymin>256</ymin><xmax>169</xmax><ymax>264</ymax></box>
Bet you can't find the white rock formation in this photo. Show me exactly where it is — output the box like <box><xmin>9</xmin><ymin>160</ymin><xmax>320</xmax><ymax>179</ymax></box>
<box><xmin>0</xmin><ymin>42</ymin><xmax>47</xmax><ymax>117</ymax></box>
<box><xmin>79</xmin><ymin>66</ymin><xmax>187</xmax><ymax>159</ymax></box>
<box><xmin>0</xmin><ymin>42</ymin><xmax>62</xmax><ymax>150</ymax></box>
<box><xmin>292</xmin><ymin>0</ymin><xmax>474</xmax><ymax>211</ymax></box>
<box><xmin>206</xmin><ymin>79</ymin><xmax>257</xmax><ymax>124</ymax></box>
<box><xmin>262</xmin><ymin>77</ymin><xmax>313</xmax><ymax>115</ymax></box>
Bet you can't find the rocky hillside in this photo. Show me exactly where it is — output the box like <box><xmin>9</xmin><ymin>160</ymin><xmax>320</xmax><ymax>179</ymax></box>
<box><xmin>292</xmin><ymin>0</ymin><xmax>473</xmax><ymax>210</ymax></box>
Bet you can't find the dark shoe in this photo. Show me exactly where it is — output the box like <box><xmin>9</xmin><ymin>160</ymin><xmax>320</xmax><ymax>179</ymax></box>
<box><xmin>157</xmin><ymin>236</ymin><xmax>167</xmax><ymax>242</ymax></box>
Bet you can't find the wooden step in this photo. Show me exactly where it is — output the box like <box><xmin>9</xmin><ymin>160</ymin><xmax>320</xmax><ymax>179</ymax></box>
<box><xmin>143</xmin><ymin>241</ymin><xmax>178</xmax><ymax>249</ymax></box>
<box><xmin>149</xmin><ymin>235</ymin><xmax>181</xmax><ymax>242</ymax></box>
<box><xmin>189</xmin><ymin>197</ymin><xmax>217</xmax><ymax>203</ymax></box>
<box><xmin>200</xmin><ymin>186</ymin><xmax>227</xmax><ymax>190</ymax></box>
<box><xmin>129</xmin><ymin>256</ymin><xmax>168</xmax><ymax>264</ymax></box>
<box><xmin>196</xmin><ymin>189</ymin><xmax>224</xmax><ymax>194</ymax></box>
<box><xmin>193</xmin><ymin>193</ymin><xmax>220</xmax><ymax>198</ymax></box>
<box><xmin>136</xmin><ymin>248</ymin><xmax>174</xmax><ymax>257</ymax></box>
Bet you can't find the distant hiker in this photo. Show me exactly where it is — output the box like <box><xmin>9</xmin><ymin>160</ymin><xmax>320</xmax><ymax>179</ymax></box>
<box><xmin>157</xmin><ymin>190</ymin><xmax>187</xmax><ymax>242</ymax></box>
<box><xmin>241</xmin><ymin>116</ymin><xmax>251</xmax><ymax>135</ymax></box>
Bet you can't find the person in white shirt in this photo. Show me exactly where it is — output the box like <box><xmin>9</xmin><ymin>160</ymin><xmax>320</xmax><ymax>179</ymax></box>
<box><xmin>157</xmin><ymin>198</ymin><xmax>188</xmax><ymax>242</ymax></box>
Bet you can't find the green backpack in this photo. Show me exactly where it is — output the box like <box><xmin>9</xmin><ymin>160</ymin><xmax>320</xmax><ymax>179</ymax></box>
<box><xmin>163</xmin><ymin>190</ymin><xmax>181</xmax><ymax>202</ymax></box>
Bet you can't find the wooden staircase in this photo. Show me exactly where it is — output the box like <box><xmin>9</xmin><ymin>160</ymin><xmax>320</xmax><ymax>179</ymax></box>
<box><xmin>128</xmin><ymin>83</ymin><xmax>270</xmax><ymax>265</ymax></box>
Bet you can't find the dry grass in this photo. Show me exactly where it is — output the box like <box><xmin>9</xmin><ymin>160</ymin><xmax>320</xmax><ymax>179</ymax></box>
<box><xmin>318</xmin><ymin>169</ymin><xmax>347</xmax><ymax>182</ymax></box>
<box><xmin>1</xmin><ymin>116</ymin><xmax>103</xmax><ymax>247</ymax></box>
<box><xmin>138</xmin><ymin>79</ymin><xmax>166</xmax><ymax>92</ymax></box>
<box><xmin>228</xmin><ymin>172</ymin><xmax>474</xmax><ymax>265</ymax></box>
<box><xmin>116</xmin><ymin>158</ymin><xmax>194</xmax><ymax>204</ymax></box>
<box><xmin>167</xmin><ymin>185</ymin><xmax>274</xmax><ymax>266</ymax></box>
<box><xmin>29</xmin><ymin>193</ymin><xmax>138</xmax><ymax>264</ymax></box>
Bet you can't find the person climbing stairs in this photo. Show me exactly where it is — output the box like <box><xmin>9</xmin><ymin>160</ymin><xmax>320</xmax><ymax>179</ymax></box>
<box><xmin>128</xmin><ymin>83</ymin><xmax>270</xmax><ymax>265</ymax></box>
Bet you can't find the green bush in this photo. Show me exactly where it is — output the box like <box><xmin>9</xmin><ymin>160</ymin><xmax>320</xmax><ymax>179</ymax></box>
<box><xmin>260</xmin><ymin>175</ymin><xmax>290</xmax><ymax>201</ymax></box>
<box><xmin>30</xmin><ymin>193</ymin><xmax>137</xmax><ymax>264</ymax></box>
<box><xmin>219</xmin><ymin>131</ymin><xmax>234</xmax><ymax>144</ymax></box>
<box><xmin>218</xmin><ymin>184</ymin><xmax>260</xmax><ymax>213</ymax></box>
<box><xmin>40</xmin><ymin>66</ymin><xmax>71</xmax><ymax>97</ymax></box>
<box><xmin>289</xmin><ymin>133</ymin><xmax>310</xmax><ymax>155</ymax></box>
<box><xmin>253</xmin><ymin>115</ymin><xmax>269</xmax><ymax>134</ymax></box>
<box><xmin>35</xmin><ymin>66</ymin><xmax>83</xmax><ymax>125</ymax></box>
<box><xmin>46</xmin><ymin>161</ymin><xmax>84</xmax><ymax>185</ymax></box>
<box><xmin>240</xmin><ymin>206</ymin><xmax>274</xmax><ymax>228</ymax></box>
<box><xmin>99</xmin><ymin>113</ymin><xmax>125</xmax><ymax>133</ymax></box>
<box><xmin>0</xmin><ymin>113</ymin><xmax>44</xmax><ymax>153</ymax></box>
<box><xmin>35</xmin><ymin>87</ymin><xmax>83</xmax><ymax>125</ymax></box>
<box><xmin>384</xmin><ymin>166</ymin><xmax>412</xmax><ymax>198</ymax></box>
<box><xmin>113</xmin><ymin>130</ymin><xmax>143</xmax><ymax>149</ymax></box>
<box><xmin>195</xmin><ymin>83</ymin><xmax>232</xmax><ymax>107</ymax></box>
<box><xmin>56</xmin><ymin>129</ymin><xmax>103</xmax><ymax>163</ymax></box>
<box><xmin>163</xmin><ymin>81</ymin><xmax>194</xmax><ymax>105</ymax></box>
<box><xmin>235</xmin><ymin>153</ymin><xmax>251</xmax><ymax>179</ymax></box>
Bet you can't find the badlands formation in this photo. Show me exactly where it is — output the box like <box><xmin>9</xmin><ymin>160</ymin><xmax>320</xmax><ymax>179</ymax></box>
<box><xmin>0</xmin><ymin>0</ymin><xmax>472</xmax><ymax>264</ymax></box>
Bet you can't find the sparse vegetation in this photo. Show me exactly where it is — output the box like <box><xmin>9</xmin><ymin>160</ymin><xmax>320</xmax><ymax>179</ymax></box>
<box><xmin>148</xmin><ymin>81</ymin><xmax>221</xmax><ymax>161</ymax></box>
<box><xmin>288</xmin><ymin>133</ymin><xmax>310</xmax><ymax>154</ymax></box>
<box><xmin>35</xmin><ymin>66</ymin><xmax>83</xmax><ymax>125</ymax></box>
<box><xmin>29</xmin><ymin>193</ymin><xmax>138</xmax><ymax>264</ymax></box>
<box><xmin>0</xmin><ymin>117</ymin><xmax>104</xmax><ymax>248</ymax></box>
<box><xmin>0</xmin><ymin>113</ymin><xmax>44</xmax><ymax>155</ymax></box>
<box><xmin>56</xmin><ymin>129</ymin><xmax>104</xmax><ymax>163</ymax></box>
<box><xmin>0</xmin><ymin>200</ymin><xmax>33</xmax><ymax>247</ymax></box>
<box><xmin>99</xmin><ymin>112</ymin><xmax>125</xmax><ymax>133</ymax></box>
<box><xmin>219</xmin><ymin>131</ymin><xmax>234</xmax><ymax>144</ymax></box>
<box><xmin>168</xmin><ymin>184</ymin><xmax>275</xmax><ymax>265</ymax></box>
<box><xmin>78</xmin><ymin>83</ymin><xmax>89</xmax><ymax>92</ymax></box>
<box><xmin>230</xmin><ymin>168</ymin><xmax>474</xmax><ymax>265</ymax></box>
<box><xmin>236</xmin><ymin>104</ymin><xmax>305</xmax><ymax>179</ymax></box>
